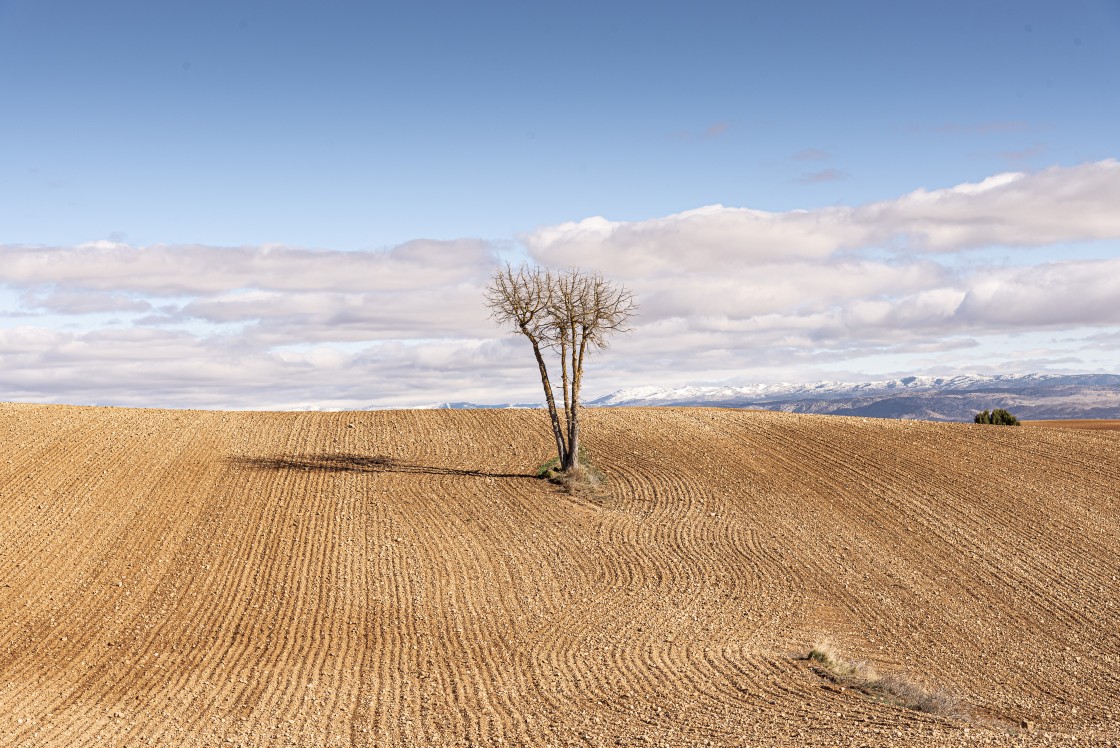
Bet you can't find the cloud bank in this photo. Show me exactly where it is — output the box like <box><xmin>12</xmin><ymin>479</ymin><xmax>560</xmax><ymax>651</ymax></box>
<box><xmin>526</xmin><ymin>160</ymin><xmax>1120</xmax><ymax>269</ymax></box>
<box><xmin>1</xmin><ymin>161</ymin><xmax>1118</xmax><ymax>409</ymax></box>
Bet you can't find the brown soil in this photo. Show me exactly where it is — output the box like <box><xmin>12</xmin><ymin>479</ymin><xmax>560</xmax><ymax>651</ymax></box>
<box><xmin>0</xmin><ymin>404</ymin><xmax>1117</xmax><ymax>747</ymax></box>
<box><xmin>1024</xmin><ymin>419</ymin><xmax>1120</xmax><ymax>431</ymax></box>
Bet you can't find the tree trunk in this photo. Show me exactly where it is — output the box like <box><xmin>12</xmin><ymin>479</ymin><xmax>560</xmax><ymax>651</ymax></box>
<box><xmin>567</xmin><ymin>330</ymin><xmax>588</xmax><ymax>471</ymax></box>
<box><xmin>558</xmin><ymin>332</ymin><xmax>572</xmax><ymax>470</ymax></box>
<box><xmin>564</xmin><ymin>318</ymin><xmax>582</xmax><ymax>470</ymax></box>
<box><xmin>527</xmin><ymin>333</ymin><xmax>567</xmax><ymax>467</ymax></box>
<box><xmin>567</xmin><ymin>418</ymin><xmax>580</xmax><ymax>471</ymax></box>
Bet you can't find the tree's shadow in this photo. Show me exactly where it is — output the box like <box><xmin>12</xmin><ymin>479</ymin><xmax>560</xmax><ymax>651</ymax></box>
<box><xmin>232</xmin><ymin>453</ymin><xmax>533</xmax><ymax>480</ymax></box>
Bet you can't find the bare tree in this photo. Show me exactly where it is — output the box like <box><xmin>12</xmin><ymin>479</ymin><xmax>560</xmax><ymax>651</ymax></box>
<box><xmin>486</xmin><ymin>264</ymin><xmax>636</xmax><ymax>473</ymax></box>
<box><xmin>485</xmin><ymin>265</ymin><xmax>568</xmax><ymax>464</ymax></box>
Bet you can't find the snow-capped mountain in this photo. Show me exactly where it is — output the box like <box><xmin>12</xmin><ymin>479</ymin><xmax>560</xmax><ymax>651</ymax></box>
<box><xmin>415</xmin><ymin>374</ymin><xmax>1120</xmax><ymax>421</ymax></box>
<box><xmin>423</xmin><ymin>401</ymin><xmax>540</xmax><ymax>410</ymax></box>
<box><xmin>588</xmin><ymin>373</ymin><xmax>1120</xmax><ymax>421</ymax></box>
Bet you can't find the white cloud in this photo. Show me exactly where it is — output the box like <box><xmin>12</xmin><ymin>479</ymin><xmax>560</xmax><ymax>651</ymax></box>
<box><xmin>515</xmin><ymin>163</ymin><xmax>1120</xmax><ymax>394</ymax></box>
<box><xmin>0</xmin><ymin>240</ymin><xmax>495</xmax><ymax>295</ymax></box>
<box><xmin>525</xmin><ymin>206</ymin><xmax>860</xmax><ymax>273</ymax></box>
<box><xmin>955</xmin><ymin>259</ymin><xmax>1120</xmax><ymax>327</ymax></box>
<box><xmin>0</xmin><ymin>162</ymin><xmax>1117</xmax><ymax>409</ymax></box>
<box><xmin>19</xmin><ymin>289</ymin><xmax>153</xmax><ymax>315</ymax></box>
<box><xmin>0</xmin><ymin>324</ymin><xmax>526</xmax><ymax>410</ymax></box>
<box><xmin>525</xmin><ymin>160</ymin><xmax>1120</xmax><ymax>269</ymax></box>
<box><xmin>0</xmin><ymin>239</ymin><xmax>513</xmax><ymax>408</ymax></box>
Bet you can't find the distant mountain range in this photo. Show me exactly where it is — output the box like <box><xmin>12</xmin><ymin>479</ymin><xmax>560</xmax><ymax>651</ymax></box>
<box><xmin>427</xmin><ymin>373</ymin><xmax>1120</xmax><ymax>421</ymax></box>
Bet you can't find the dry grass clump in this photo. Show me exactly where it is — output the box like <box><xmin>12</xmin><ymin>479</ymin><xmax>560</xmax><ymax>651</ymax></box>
<box><xmin>539</xmin><ymin>462</ymin><xmax>607</xmax><ymax>496</ymax></box>
<box><xmin>536</xmin><ymin>451</ymin><xmax>607</xmax><ymax>496</ymax></box>
<box><xmin>808</xmin><ymin>640</ymin><xmax>879</xmax><ymax>682</ymax></box>
<box><xmin>550</xmin><ymin>463</ymin><xmax>605</xmax><ymax>494</ymax></box>
<box><xmin>807</xmin><ymin>640</ymin><xmax>966</xmax><ymax>719</ymax></box>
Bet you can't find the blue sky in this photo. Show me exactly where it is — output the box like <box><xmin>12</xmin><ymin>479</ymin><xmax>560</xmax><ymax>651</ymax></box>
<box><xmin>1</xmin><ymin>1</ymin><xmax>1118</xmax><ymax>409</ymax></box>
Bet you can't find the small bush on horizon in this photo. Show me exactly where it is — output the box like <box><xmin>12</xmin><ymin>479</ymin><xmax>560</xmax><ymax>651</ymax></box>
<box><xmin>974</xmin><ymin>408</ymin><xmax>1020</xmax><ymax>426</ymax></box>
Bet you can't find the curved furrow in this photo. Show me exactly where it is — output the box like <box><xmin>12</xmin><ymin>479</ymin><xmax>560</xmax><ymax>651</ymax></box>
<box><xmin>229</xmin><ymin>412</ymin><xmax>369</xmax><ymax>746</ymax></box>
<box><xmin>515</xmin><ymin>410</ymin><xmax>813</xmax><ymax>742</ymax></box>
<box><xmin>708</xmin><ymin>414</ymin><xmax>898</xmax><ymax>654</ymax></box>
<box><xmin>846</xmin><ymin>424</ymin><xmax>1117</xmax><ymax>653</ymax></box>
<box><xmin>387</xmin><ymin>415</ymin><xmax>501</xmax><ymax>745</ymax></box>
<box><xmin>0</xmin><ymin>409</ymin><xmax>232</xmax><ymax>746</ymax></box>
<box><xmin>344</xmin><ymin>410</ymin><xmax>545</xmax><ymax>746</ymax></box>
<box><xmin>763</xmin><ymin>417</ymin><xmax>1091</xmax><ymax>632</ymax></box>
<box><xmin>121</xmin><ymin>414</ymin><xmax>311</xmax><ymax>740</ymax></box>
<box><xmin>0</xmin><ymin>410</ymin><xmax>173</xmax><ymax>653</ymax></box>
<box><xmin>700</xmin><ymin>416</ymin><xmax>985</xmax><ymax>699</ymax></box>
<box><xmin>396</xmin><ymin>412</ymin><xmax>577</xmax><ymax>743</ymax></box>
<box><xmin>63</xmin><ymin>412</ymin><xmax>349</xmax><ymax>745</ymax></box>
<box><xmin>429</xmin><ymin>471</ymin><xmax>569</xmax><ymax>740</ymax></box>
<box><xmin>746</xmin><ymin>422</ymin><xmax>1018</xmax><ymax>668</ymax></box>
<box><xmin>49</xmin><ymin>412</ymin><xmax>270</xmax><ymax>745</ymax></box>
<box><xmin>717</xmin><ymin>412</ymin><xmax>1117</xmax><ymax>728</ymax></box>
<box><xmin>197</xmin><ymin>427</ymin><xmax>365</xmax><ymax>745</ymax></box>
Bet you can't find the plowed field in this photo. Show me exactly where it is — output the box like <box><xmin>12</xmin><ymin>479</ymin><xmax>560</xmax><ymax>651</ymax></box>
<box><xmin>1025</xmin><ymin>420</ymin><xmax>1120</xmax><ymax>431</ymax></box>
<box><xmin>1</xmin><ymin>404</ymin><xmax>1117</xmax><ymax>747</ymax></box>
